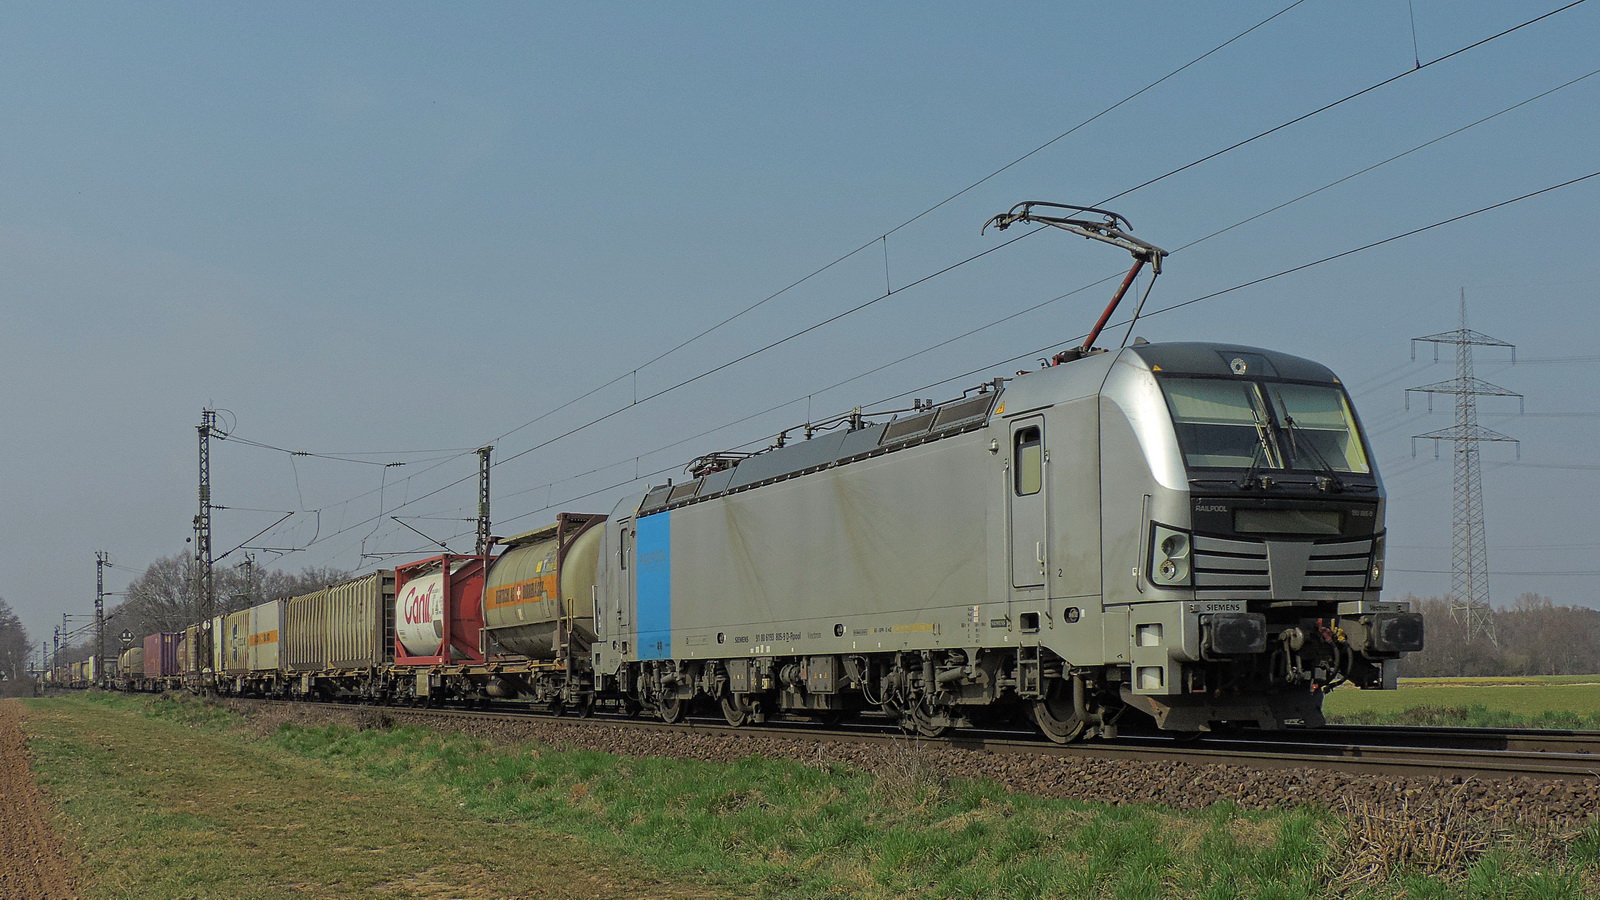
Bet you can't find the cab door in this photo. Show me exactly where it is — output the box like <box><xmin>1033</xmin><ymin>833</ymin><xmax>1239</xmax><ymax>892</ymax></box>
<box><xmin>1009</xmin><ymin>418</ymin><xmax>1047</xmax><ymax>589</ymax></box>
<box><xmin>616</xmin><ymin>517</ymin><xmax>634</xmax><ymax>634</ymax></box>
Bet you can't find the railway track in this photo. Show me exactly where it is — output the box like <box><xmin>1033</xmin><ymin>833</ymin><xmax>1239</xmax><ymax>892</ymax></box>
<box><xmin>285</xmin><ymin>699</ymin><xmax>1600</xmax><ymax>783</ymax></box>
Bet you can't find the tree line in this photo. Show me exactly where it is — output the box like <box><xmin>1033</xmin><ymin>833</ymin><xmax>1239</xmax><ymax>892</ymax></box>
<box><xmin>0</xmin><ymin>598</ymin><xmax>31</xmax><ymax>681</ymax></box>
<box><xmin>35</xmin><ymin>554</ymin><xmax>348</xmax><ymax>670</ymax></box>
<box><xmin>1396</xmin><ymin>593</ymin><xmax>1600</xmax><ymax>677</ymax></box>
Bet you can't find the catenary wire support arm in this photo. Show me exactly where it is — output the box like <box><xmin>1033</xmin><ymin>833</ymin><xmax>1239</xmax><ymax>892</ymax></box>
<box><xmin>983</xmin><ymin>201</ymin><xmax>1168</xmax><ymax>357</ymax></box>
<box><xmin>391</xmin><ymin>516</ymin><xmax>452</xmax><ymax>551</ymax></box>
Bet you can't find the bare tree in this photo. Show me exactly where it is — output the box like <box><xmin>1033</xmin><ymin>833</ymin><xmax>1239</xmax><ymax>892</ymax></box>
<box><xmin>0</xmin><ymin>598</ymin><xmax>31</xmax><ymax>680</ymax></box>
<box><xmin>1399</xmin><ymin>592</ymin><xmax>1600</xmax><ymax>677</ymax></box>
<box><xmin>113</xmin><ymin>554</ymin><xmax>350</xmax><ymax>639</ymax></box>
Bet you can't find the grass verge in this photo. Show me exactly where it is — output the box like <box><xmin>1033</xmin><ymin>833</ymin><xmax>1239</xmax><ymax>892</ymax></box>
<box><xmin>23</xmin><ymin>692</ymin><xmax>731</xmax><ymax>899</ymax></box>
<box><xmin>1325</xmin><ymin>678</ymin><xmax>1600</xmax><ymax>729</ymax></box>
<box><xmin>24</xmin><ymin>692</ymin><xmax>1600</xmax><ymax>899</ymax></box>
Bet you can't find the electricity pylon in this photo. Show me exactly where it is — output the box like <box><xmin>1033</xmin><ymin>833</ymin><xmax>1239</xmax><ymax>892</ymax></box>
<box><xmin>1407</xmin><ymin>292</ymin><xmax>1520</xmax><ymax>644</ymax></box>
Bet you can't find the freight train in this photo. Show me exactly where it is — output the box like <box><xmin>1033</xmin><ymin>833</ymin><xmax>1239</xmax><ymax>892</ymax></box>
<box><xmin>111</xmin><ymin>338</ymin><xmax>1422</xmax><ymax>741</ymax></box>
<box><xmin>110</xmin><ymin>206</ymin><xmax>1424</xmax><ymax>741</ymax></box>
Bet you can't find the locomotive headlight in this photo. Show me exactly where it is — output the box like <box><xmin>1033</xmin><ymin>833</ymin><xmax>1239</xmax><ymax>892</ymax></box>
<box><xmin>1150</xmin><ymin>524</ymin><xmax>1192</xmax><ymax>587</ymax></box>
<box><xmin>1368</xmin><ymin>534</ymin><xmax>1386</xmax><ymax>589</ymax></box>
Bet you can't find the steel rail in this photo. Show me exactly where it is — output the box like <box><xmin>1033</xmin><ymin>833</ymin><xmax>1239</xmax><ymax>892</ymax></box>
<box><xmin>278</xmin><ymin>700</ymin><xmax>1600</xmax><ymax>783</ymax></box>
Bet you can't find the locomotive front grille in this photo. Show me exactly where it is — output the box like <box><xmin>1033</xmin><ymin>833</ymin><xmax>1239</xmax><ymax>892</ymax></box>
<box><xmin>1192</xmin><ymin>535</ymin><xmax>1372</xmax><ymax>601</ymax></box>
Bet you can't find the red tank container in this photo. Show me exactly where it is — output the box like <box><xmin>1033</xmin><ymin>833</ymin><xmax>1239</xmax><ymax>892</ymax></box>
<box><xmin>143</xmin><ymin>632</ymin><xmax>182</xmax><ymax>678</ymax></box>
<box><xmin>392</xmin><ymin>554</ymin><xmax>488</xmax><ymax>666</ymax></box>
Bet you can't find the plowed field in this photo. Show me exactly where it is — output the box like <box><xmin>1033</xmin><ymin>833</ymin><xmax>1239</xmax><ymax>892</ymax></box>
<box><xmin>0</xmin><ymin>700</ymin><xmax>80</xmax><ymax>900</ymax></box>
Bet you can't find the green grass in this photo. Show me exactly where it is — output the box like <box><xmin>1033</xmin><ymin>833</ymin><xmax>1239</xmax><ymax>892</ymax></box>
<box><xmin>22</xmin><ymin>692</ymin><xmax>730</xmax><ymax>899</ymax></box>
<box><xmin>267</xmin><ymin>720</ymin><xmax>1348</xmax><ymax>899</ymax></box>
<box><xmin>22</xmin><ymin>692</ymin><xmax>1600</xmax><ymax>899</ymax></box>
<box><xmin>1325</xmin><ymin>677</ymin><xmax>1600</xmax><ymax>729</ymax></box>
<box><xmin>1403</xmin><ymin>676</ymin><xmax>1600</xmax><ymax>686</ymax></box>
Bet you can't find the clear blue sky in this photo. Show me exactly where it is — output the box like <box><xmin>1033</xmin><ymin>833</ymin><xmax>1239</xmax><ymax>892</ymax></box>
<box><xmin>3</xmin><ymin>1</ymin><xmax>1597</xmax><ymax>650</ymax></box>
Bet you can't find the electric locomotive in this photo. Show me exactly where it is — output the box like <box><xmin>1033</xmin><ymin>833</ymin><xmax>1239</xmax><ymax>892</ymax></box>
<box><xmin>588</xmin><ymin>337</ymin><xmax>1419</xmax><ymax>741</ymax></box>
<box><xmin>583</xmin><ymin>203</ymin><xmax>1421</xmax><ymax>740</ymax></box>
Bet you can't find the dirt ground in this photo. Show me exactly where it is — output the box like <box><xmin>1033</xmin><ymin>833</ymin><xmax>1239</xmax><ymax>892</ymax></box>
<box><xmin>0</xmin><ymin>700</ymin><xmax>81</xmax><ymax>900</ymax></box>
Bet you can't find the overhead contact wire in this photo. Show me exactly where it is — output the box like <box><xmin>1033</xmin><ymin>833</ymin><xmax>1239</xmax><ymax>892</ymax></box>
<box><xmin>259</xmin><ymin>4</ymin><xmax>1587</xmax><ymax>562</ymax></box>
<box><xmin>1099</xmin><ymin>0</ymin><xmax>1590</xmax><ymax>206</ymax></box>
<box><xmin>431</xmin><ymin>1</ymin><xmax>1315</xmax><ymax>458</ymax></box>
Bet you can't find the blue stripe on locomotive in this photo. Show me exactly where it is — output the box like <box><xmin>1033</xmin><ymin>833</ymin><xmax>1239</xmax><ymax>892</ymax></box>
<box><xmin>635</xmin><ymin>511</ymin><xmax>672</xmax><ymax>660</ymax></box>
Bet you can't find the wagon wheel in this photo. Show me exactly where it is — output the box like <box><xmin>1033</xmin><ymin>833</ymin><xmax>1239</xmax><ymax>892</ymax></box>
<box><xmin>720</xmin><ymin>694</ymin><xmax>757</xmax><ymax>727</ymax></box>
<box><xmin>657</xmin><ymin>694</ymin><xmax>686</xmax><ymax>724</ymax></box>
<box><xmin>1031</xmin><ymin>680</ymin><xmax>1087</xmax><ymax>744</ymax></box>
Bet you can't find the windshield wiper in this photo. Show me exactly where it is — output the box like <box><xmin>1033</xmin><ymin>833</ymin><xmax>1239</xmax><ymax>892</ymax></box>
<box><xmin>1280</xmin><ymin>415</ymin><xmax>1344</xmax><ymax>493</ymax></box>
<box><xmin>1237</xmin><ymin>439</ymin><xmax>1270</xmax><ymax>490</ymax></box>
<box><xmin>1238</xmin><ymin>393</ymin><xmax>1281</xmax><ymax>490</ymax></box>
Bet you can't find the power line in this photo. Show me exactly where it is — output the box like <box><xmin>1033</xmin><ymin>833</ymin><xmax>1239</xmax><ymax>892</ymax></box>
<box><xmin>469</xmin><ymin>0</ymin><xmax>1316</xmax><ymax>458</ymax></box>
<box><xmin>1125</xmin><ymin>171</ymin><xmax>1600</xmax><ymax>325</ymax></box>
<box><xmin>466</xmin><ymin>168</ymin><xmax>1600</xmax><ymax>543</ymax></box>
<box><xmin>242</xmin><ymin>12</ymin><xmax>1596</xmax><ymax>566</ymax></box>
<box><xmin>1164</xmin><ymin>64</ymin><xmax>1600</xmax><ymax>257</ymax></box>
<box><xmin>1392</xmin><ymin>568</ymin><xmax>1600</xmax><ymax>576</ymax></box>
<box><xmin>1394</xmin><ymin>542</ymin><xmax>1600</xmax><ymax>551</ymax></box>
<box><xmin>274</xmin><ymin>229</ymin><xmax>1050</xmax><ymax>559</ymax></box>
<box><xmin>270</xmin><ymin>3</ymin><xmax>1425</xmax><ymax>533</ymax></box>
<box><xmin>540</xmin><ymin>64</ymin><xmax>1597</xmax><ymax>497</ymax></box>
<box><xmin>1099</xmin><ymin>0</ymin><xmax>1591</xmax><ymax>205</ymax></box>
<box><xmin>222</xmin><ymin>433</ymin><xmax>460</xmax><ymax>467</ymax></box>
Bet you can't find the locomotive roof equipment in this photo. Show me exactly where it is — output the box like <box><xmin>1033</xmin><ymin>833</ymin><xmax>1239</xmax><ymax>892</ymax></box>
<box><xmin>983</xmin><ymin>201</ymin><xmax>1169</xmax><ymax>361</ymax></box>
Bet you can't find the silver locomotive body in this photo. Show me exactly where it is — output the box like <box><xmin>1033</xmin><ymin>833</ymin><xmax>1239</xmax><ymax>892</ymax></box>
<box><xmin>591</xmin><ymin>341</ymin><xmax>1420</xmax><ymax>739</ymax></box>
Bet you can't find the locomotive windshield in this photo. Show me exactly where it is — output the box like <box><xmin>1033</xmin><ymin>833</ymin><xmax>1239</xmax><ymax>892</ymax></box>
<box><xmin>1160</xmin><ymin>376</ymin><xmax>1370</xmax><ymax>474</ymax></box>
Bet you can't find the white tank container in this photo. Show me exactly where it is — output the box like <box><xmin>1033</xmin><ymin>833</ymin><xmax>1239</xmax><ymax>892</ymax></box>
<box><xmin>394</xmin><ymin>571</ymin><xmax>447</xmax><ymax>657</ymax></box>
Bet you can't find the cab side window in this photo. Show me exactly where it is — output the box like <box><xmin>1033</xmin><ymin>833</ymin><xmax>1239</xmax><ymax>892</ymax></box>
<box><xmin>1014</xmin><ymin>426</ymin><xmax>1042</xmax><ymax>496</ymax></box>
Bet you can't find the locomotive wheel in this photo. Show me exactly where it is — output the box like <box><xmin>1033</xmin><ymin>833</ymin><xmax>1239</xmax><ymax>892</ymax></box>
<box><xmin>657</xmin><ymin>694</ymin><xmax>686</xmax><ymax>724</ymax></box>
<box><xmin>901</xmin><ymin>704</ymin><xmax>952</xmax><ymax>739</ymax></box>
<box><xmin>720</xmin><ymin>695</ymin><xmax>756</xmax><ymax>727</ymax></box>
<box><xmin>1031</xmin><ymin>682</ymin><xmax>1087</xmax><ymax>744</ymax></box>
